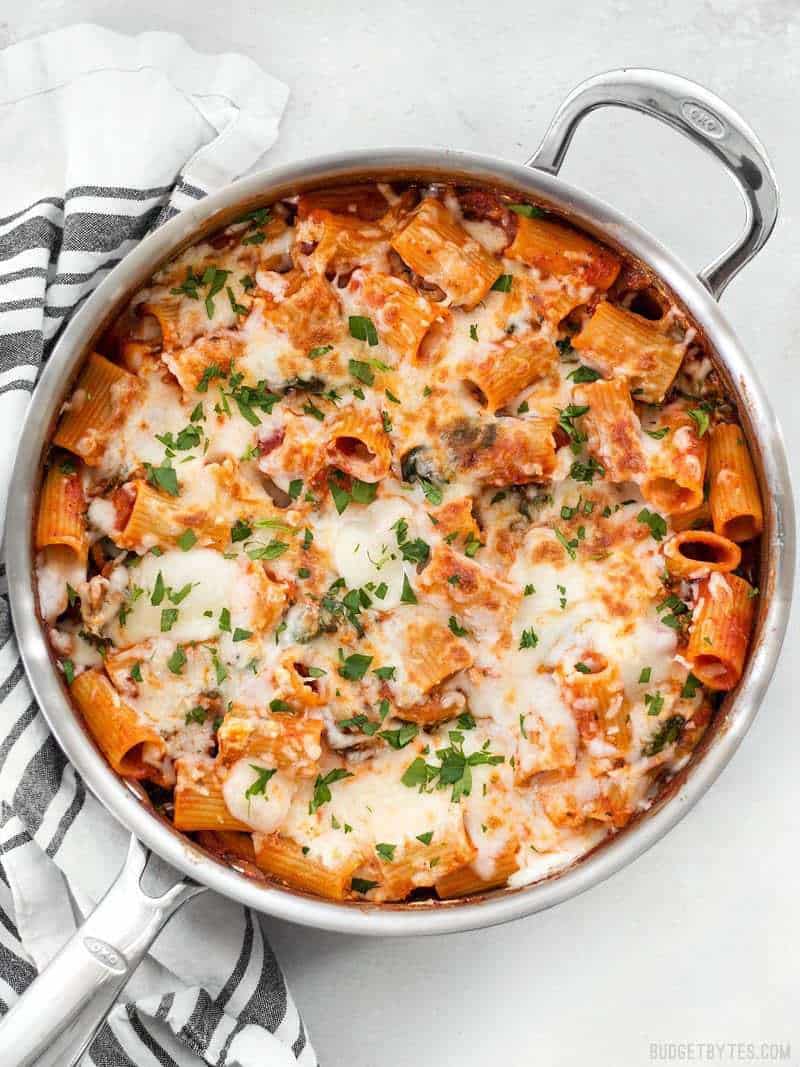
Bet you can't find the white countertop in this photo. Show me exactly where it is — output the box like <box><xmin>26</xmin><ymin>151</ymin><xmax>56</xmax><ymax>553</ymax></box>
<box><xmin>2</xmin><ymin>2</ymin><xmax>798</xmax><ymax>1063</ymax></box>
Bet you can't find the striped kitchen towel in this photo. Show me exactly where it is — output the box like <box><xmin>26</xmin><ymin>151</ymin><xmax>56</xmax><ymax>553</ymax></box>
<box><xmin>0</xmin><ymin>24</ymin><xmax>316</xmax><ymax>1067</ymax></box>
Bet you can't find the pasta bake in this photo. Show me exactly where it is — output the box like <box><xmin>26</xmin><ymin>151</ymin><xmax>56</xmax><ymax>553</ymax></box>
<box><xmin>35</xmin><ymin>181</ymin><xmax>762</xmax><ymax>902</ymax></box>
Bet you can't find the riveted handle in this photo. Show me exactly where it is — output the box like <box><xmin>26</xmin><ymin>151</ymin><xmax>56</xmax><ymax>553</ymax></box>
<box><xmin>0</xmin><ymin>836</ymin><xmax>206</xmax><ymax>1067</ymax></box>
<box><xmin>527</xmin><ymin>68</ymin><xmax>779</xmax><ymax>299</ymax></box>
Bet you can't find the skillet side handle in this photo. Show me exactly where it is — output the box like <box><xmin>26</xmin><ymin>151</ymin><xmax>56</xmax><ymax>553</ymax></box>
<box><xmin>526</xmin><ymin>68</ymin><xmax>779</xmax><ymax>299</ymax></box>
<box><xmin>0</xmin><ymin>836</ymin><xmax>206</xmax><ymax>1067</ymax></box>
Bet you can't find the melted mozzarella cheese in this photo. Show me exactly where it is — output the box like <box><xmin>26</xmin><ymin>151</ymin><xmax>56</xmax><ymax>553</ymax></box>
<box><xmin>315</xmin><ymin>496</ymin><xmax>411</xmax><ymax>610</ymax></box>
<box><xmin>104</xmin><ymin>549</ymin><xmax>251</xmax><ymax>646</ymax></box>
<box><xmin>224</xmin><ymin>761</ymin><xmax>295</xmax><ymax>833</ymax></box>
<box><xmin>283</xmin><ymin>742</ymin><xmax>465</xmax><ymax>869</ymax></box>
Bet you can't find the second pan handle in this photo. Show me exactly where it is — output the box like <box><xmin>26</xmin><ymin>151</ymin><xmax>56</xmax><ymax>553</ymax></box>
<box><xmin>0</xmin><ymin>835</ymin><xmax>206</xmax><ymax>1067</ymax></box>
<box><xmin>526</xmin><ymin>68</ymin><xmax>779</xmax><ymax>299</ymax></box>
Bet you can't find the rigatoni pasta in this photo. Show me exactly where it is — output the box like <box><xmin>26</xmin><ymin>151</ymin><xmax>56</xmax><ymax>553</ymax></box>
<box><xmin>708</xmin><ymin>422</ymin><xmax>764</xmax><ymax>541</ymax></box>
<box><xmin>35</xmin><ymin>178</ymin><xmax>761</xmax><ymax>904</ymax></box>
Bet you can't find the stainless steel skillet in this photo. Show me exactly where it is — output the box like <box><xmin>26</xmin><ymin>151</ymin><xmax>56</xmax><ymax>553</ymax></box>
<box><xmin>0</xmin><ymin>69</ymin><xmax>793</xmax><ymax>1067</ymax></box>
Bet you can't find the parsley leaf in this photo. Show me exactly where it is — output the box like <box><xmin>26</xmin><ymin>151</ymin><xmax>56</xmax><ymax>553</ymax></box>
<box><xmin>637</xmin><ymin>507</ymin><xmax>667</xmax><ymax>541</ymax></box>
<box><xmin>400</xmin><ymin>574</ymin><xmax>417</xmax><ymax>604</ymax></box>
<box><xmin>567</xmin><ymin>365</ymin><xmax>601</xmax><ymax>383</ymax></box>
<box><xmin>329</xmin><ymin>475</ymin><xmax>351</xmax><ymax>514</ymax></box>
<box><xmin>167</xmin><ymin>646</ymin><xmax>187</xmax><ymax>675</ymax></box>
<box><xmin>688</xmin><ymin>407</ymin><xmax>710</xmax><ymax>437</ymax></box>
<box><xmin>378</xmin><ymin>723</ymin><xmax>418</xmax><ymax>749</ymax></box>
<box><xmin>351</xmin><ymin>877</ymin><xmax>379</xmax><ymax>894</ymax></box>
<box><xmin>339</xmin><ymin>653</ymin><xmax>373</xmax><ymax>681</ymax></box>
<box><xmin>310</xmin><ymin>768</ymin><xmax>353</xmax><ymax>813</ymax></box>
<box><xmin>348</xmin><ymin>316</ymin><xmax>379</xmax><ymax>346</ymax></box>
<box><xmin>231</xmin><ymin>519</ymin><xmax>253</xmax><ymax>543</ymax></box>
<box><xmin>348</xmin><ymin>358</ymin><xmax>375</xmax><ymax>385</ymax></box>
<box><xmin>245</xmin><ymin>765</ymin><xmax>277</xmax><ymax>801</ymax></box>
<box><xmin>681</xmin><ymin>672</ymin><xmax>702</xmax><ymax>699</ymax></box>
<box><xmin>509</xmin><ymin>202</ymin><xmax>544</xmax><ymax>218</ymax></box>
<box><xmin>642</xmin><ymin>715</ymin><xmax>685</xmax><ymax>756</ymax></box>
<box><xmin>519</xmin><ymin>627</ymin><xmax>538</xmax><ymax>650</ymax></box>
<box><xmin>145</xmin><ymin>463</ymin><xmax>179</xmax><ymax>497</ymax></box>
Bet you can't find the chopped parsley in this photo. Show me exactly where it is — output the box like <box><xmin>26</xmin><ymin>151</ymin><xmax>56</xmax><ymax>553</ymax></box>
<box><xmin>227</xmin><ymin>286</ymin><xmax>248</xmax><ymax>316</ymax></box>
<box><xmin>554</xmin><ymin>527</ymin><xmax>579</xmax><ymax>560</ymax></box>
<box><xmin>185</xmin><ymin>706</ymin><xmax>206</xmax><ymax>725</ymax></box>
<box><xmin>557</xmin><ymin>403</ymin><xmax>589</xmax><ymax>453</ymax></box>
<box><xmin>639</xmin><ymin>667</ymin><xmax>652</xmax><ymax>684</ymax></box>
<box><xmin>469</xmin><ymin>324</ymin><xmax>479</xmax><ymax>342</ymax></box>
<box><xmin>419</xmin><ymin>477</ymin><xmax>443</xmax><ymax>506</ymax></box>
<box><xmin>569</xmin><ymin>456</ymin><xmax>605</xmax><ymax>484</ymax></box>
<box><xmin>637</xmin><ymin>507</ymin><xmax>668</xmax><ymax>541</ymax></box>
<box><xmin>519</xmin><ymin>628</ymin><xmax>538</xmax><ymax>650</ymax></box>
<box><xmin>177</xmin><ymin>529</ymin><xmax>197</xmax><ymax>551</ymax></box>
<box><xmin>566</xmin><ymin>365</ymin><xmax>601</xmax><ymax>383</ymax></box>
<box><xmin>150</xmin><ymin>571</ymin><xmax>166</xmax><ymax>606</ymax></box>
<box><xmin>310</xmin><ymin>768</ymin><xmax>353</xmax><ymax>814</ymax></box>
<box><xmin>145</xmin><ymin>462</ymin><xmax>179</xmax><ymax>497</ymax></box>
<box><xmin>308</xmin><ymin>345</ymin><xmax>333</xmax><ymax>360</ymax></box>
<box><xmin>348</xmin><ymin>358</ymin><xmax>375</xmax><ymax>385</ymax></box>
<box><xmin>644</xmin><ymin>691</ymin><xmax>664</xmax><ymax>716</ymax></box>
<box><xmin>685</xmin><ymin>406</ymin><xmax>711</xmax><ymax>438</ymax></box>
<box><xmin>62</xmin><ymin>658</ymin><xmax>75</xmax><ymax>686</ymax></box>
<box><xmin>574</xmin><ymin>662</ymin><xmax>592</xmax><ymax>674</ymax></box>
<box><xmin>246</xmin><ymin>539</ymin><xmax>289</xmax><ymax>560</ymax></box>
<box><xmin>401</xmin><ymin>732</ymin><xmax>504</xmax><ymax>802</ymax></box>
<box><xmin>378</xmin><ymin>723</ymin><xmax>418</xmax><ymax>749</ymax></box>
<box><xmin>375</xmin><ymin>843</ymin><xmax>396</xmax><ymax>863</ymax></box>
<box><xmin>400</xmin><ymin>574</ymin><xmax>417</xmax><ymax>604</ymax></box>
<box><xmin>167</xmin><ymin>646</ymin><xmax>187</xmax><ymax>675</ymax></box>
<box><xmin>448</xmin><ymin>616</ymin><xmax>469</xmax><ymax>637</ymax></box>
<box><xmin>348</xmin><ymin>315</ymin><xmax>379</xmax><ymax>346</ymax></box>
<box><xmin>245</xmin><ymin>765</ymin><xmax>277</xmax><ymax>802</ymax></box>
<box><xmin>351</xmin><ymin>478</ymin><xmax>377</xmax><ymax>505</ymax></box>
<box><xmin>160</xmin><ymin>608</ymin><xmax>179</xmax><ymax>632</ymax></box>
<box><xmin>491</xmin><ymin>274</ymin><xmax>513</xmax><ymax>292</ymax></box>
<box><xmin>351</xmin><ymin>877</ymin><xmax>379</xmax><ymax>894</ymax></box>
<box><xmin>508</xmin><ymin>202</ymin><xmax>544</xmax><ymax>218</ymax></box>
<box><xmin>463</xmin><ymin>533</ymin><xmax>481</xmax><ymax>558</ymax></box>
<box><xmin>642</xmin><ymin>715</ymin><xmax>686</xmax><ymax>756</ymax></box>
<box><xmin>231</xmin><ymin>519</ymin><xmax>253</xmax><ymax>543</ymax></box>
<box><xmin>681</xmin><ymin>673</ymin><xmax>702</xmax><ymax>699</ymax></box>
<box><xmin>338</xmin><ymin>652</ymin><xmax>373</xmax><ymax>681</ymax></box>
<box><xmin>337</xmin><ymin>714</ymin><xmax>379</xmax><ymax>736</ymax></box>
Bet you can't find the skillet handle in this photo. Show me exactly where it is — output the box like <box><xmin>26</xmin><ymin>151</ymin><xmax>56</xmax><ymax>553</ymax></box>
<box><xmin>526</xmin><ymin>68</ymin><xmax>779</xmax><ymax>299</ymax></box>
<box><xmin>0</xmin><ymin>835</ymin><xmax>206</xmax><ymax>1067</ymax></box>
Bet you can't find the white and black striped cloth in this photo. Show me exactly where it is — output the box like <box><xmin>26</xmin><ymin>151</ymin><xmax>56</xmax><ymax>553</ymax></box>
<box><xmin>0</xmin><ymin>24</ymin><xmax>315</xmax><ymax>1067</ymax></box>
